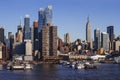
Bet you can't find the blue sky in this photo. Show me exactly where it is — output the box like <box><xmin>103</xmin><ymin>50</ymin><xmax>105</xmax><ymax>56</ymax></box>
<box><xmin>0</xmin><ymin>0</ymin><xmax>120</xmax><ymax>42</ymax></box>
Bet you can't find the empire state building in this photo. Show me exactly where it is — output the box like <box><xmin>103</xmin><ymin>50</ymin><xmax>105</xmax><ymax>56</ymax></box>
<box><xmin>86</xmin><ymin>17</ymin><xmax>92</xmax><ymax>49</ymax></box>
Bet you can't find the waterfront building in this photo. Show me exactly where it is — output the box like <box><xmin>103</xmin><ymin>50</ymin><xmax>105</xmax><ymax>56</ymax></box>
<box><xmin>33</xmin><ymin>21</ymin><xmax>39</xmax><ymax>51</ymax></box>
<box><xmin>107</xmin><ymin>26</ymin><xmax>114</xmax><ymax>50</ymax></box>
<box><xmin>64</xmin><ymin>33</ymin><xmax>70</xmax><ymax>44</ymax></box>
<box><xmin>42</xmin><ymin>25</ymin><xmax>57</xmax><ymax>56</ymax></box>
<box><xmin>0</xmin><ymin>27</ymin><xmax>4</xmax><ymax>43</ymax></box>
<box><xmin>94</xmin><ymin>28</ymin><xmax>100</xmax><ymax>50</ymax></box>
<box><xmin>101</xmin><ymin>32</ymin><xmax>109</xmax><ymax>51</ymax></box>
<box><xmin>23</xmin><ymin>15</ymin><xmax>31</xmax><ymax>40</ymax></box>
<box><xmin>86</xmin><ymin>17</ymin><xmax>92</xmax><ymax>49</ymax></box>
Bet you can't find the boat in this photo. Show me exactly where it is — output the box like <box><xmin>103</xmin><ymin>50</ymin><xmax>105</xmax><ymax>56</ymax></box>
<box><xmin>84</xmin><ymin>62</ymin><xmax>97</xmax><ymax>69</ymax></box>
<box><xmin>24</xmin><ymin>63</ymin><xmax>33</xmax><ymax>69</ymax></box>
<box><xmin>11</xmin><ymin>63</ymin><xmax>25</xmax><ymax>70</ymax></box>
<box><xmin>76</xmin><ymin>63</ymin><xmax>85</xmax><ymax>69</ymax></box>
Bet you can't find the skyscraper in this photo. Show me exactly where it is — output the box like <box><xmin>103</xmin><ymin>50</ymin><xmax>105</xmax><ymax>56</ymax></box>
<box><xmin>38</xmin><ymin>5</ymin><xmax>53</xmax><ymax>32</ymax></box>
<box><xmin>107</xmin><ymin>26</ymin><xmax>114</xmax><ymax>41</ymax></box>
<box><xmin>101</xmin><ymin>32</ymin><xmax>109</xmax><ymax>51</ymax></box>
<box><xmin>33</xmin><ymin>21</ymin><xmax>39</xmax><ymax>51</ymax></box>
<box><xmin>0</xmin><ymin>27</ymin><xmax>4</xmax><ymax>43</ymax></box>
<box><xmin>45</xmin><ymin>5</ymin><xmax>53</xmax><ymax>25</ymax></box>
<box><xmin>64</xmin><ymin>33</ymin><xmax>70</xmax><ymax>44</ymax></box>
<box><xmin>107</xmin><ymin>26</ymin><xmax>114</xmax><ymax>50</ymax></box>
<box><xmin>42</xmin><ymin>25</ymin><xmax>57</xmax><ymax>56</ymax></box>
<box><xmin>24</xmin><ymin>15</ymin><xmax>31</xmax><ymax>40</ymax></box>
<box><xmin>94</xmin><ymin>28</ymin><xmax>100</xmax><ymax>50</ymax></box>
<box><xmin>86</xmin><ymin>17</ymin><xmax>92</xmax><ymax>49</ymax></box>
<box><xmin>38</xmin><ymin>8</ymin><xmax>45</xmax><ymax>32</ymax></box>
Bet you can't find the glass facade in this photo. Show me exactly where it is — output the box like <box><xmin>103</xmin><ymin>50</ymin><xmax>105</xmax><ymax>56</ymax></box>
<box><xmin>24</xmin><ymin>15</ymin><xmax>31</xmax><ymax>39</ymax></box>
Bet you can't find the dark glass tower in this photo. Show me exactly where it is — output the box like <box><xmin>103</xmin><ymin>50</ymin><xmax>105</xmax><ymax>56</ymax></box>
<box><xmin>0</xmin><ymin>27</ymin><xmax>4</xmax><ymax>43</ymax></box>
<box><xmin>94</xmin><ymin>28</ymin><xmax>100</xmax><ymax>50</ymax></box>
<box><xmin>107</xmin><ymin>26</ymin><xmax>114</xmax><ymax>41</ymax></box>
<box><xmin>24</xmin><ymin>15</ymin><xmax>31</xmax><ymax>40</ymax></box>
<box><xmin>33</xmin><ymin>21</ymin><xmax>39</xmax><ymax>51</ymax></box>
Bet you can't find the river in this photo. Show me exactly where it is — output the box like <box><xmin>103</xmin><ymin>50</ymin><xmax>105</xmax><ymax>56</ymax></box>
<box><xmin>0</xmin><ymin>63</ymin><xmax>120</xmax><ymax>80</ymax></box>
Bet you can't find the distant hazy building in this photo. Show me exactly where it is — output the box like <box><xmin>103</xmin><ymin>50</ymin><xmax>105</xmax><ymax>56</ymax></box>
<box><xmin>33</xmin><ymin>21</ymin><xmax>39</xmax><ymax>51</ymax></box>
<box><xmin>101</xmin><ymin>32</ymin><xmax>109</xmax><ymax>51</ymax></box>
<box><xmin>42</xmin><ymin>25</ymin><xmax>57</xmax><ymax>56</ymax></box>
<box><xmin>0</xmin><ymin>27</ymin><xmax>4</xmax><ymax>43</ymax></box>
<box><xmin>23</xmin><ymin>15</ymin><xmax>31</xmax><ymax>40</ymax></box>
<box><xmin>94</xmin><ymin>28</ymin><xmax>100</xmax><ymax>50</ymax></box>
<box><xmin>86</xmin><ymin>17</ymin><xmax>92</xmax><ymax>49</ymax></box>
<box><xmin>64</xmin><ymin>33</ymin><xmax>70</xmax><ymax>44</ymax></box>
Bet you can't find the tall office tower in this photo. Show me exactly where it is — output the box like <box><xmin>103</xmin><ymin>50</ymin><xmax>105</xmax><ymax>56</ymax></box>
<box><xmin>42</xmin><ymin>25</ymin><xmax>57</xmax><ymax>56</ymax></box>
<box><xmin>101</xmin><ymin>32</ymin><xmax>109</xmax><ymax>51</ymax></box>
<box><xmin>33</xmin><ymin>21</ymin><xmax>39</xmax><ymax>51</ymax></box>
<box><xmin>45</xmin><ymin>5</ymin><xmax>53</xmax><ymax>25</ymax></box>
<box><xmin>23</xmin><ymin>15</ymin><xmax>31</xmax><ymax>40</ymax></box>
<box><xmin>86</xmin><ymin>17</ymin><xmax>92</xmax><ymax>49</ymax></box>
<box><xmin>94</xmin><ymin>28</ymin><xmax>100</xmax><ymax>50</ymax></box>
<box><xmin>16</xmin><ymin>30</ymin><xmax>23</xmax><ymax>43</ymax></box>
<box><xmin>0</xmin><ymin>27</ymin><xmax>4</xmax><ymax>43</ymax></box>
<box><xmin>64</xmin><ymin>33</ymin><xmax>70</xmax><ymax>44</ymax></box>
<box><xmin>107</xmin><ymin>26</ymin><xmax>114</xmax><ymax>49</ymax></box>
<box><xmin>8</xmin><ymin>32</ymin><xmax>14</xmax><ymax>59</ymax></box>
<box><xmin>38</xmin><ymin>8</ymin><xmax>45</xmax><ymax>32</ymax></box>
<box><xmin>16</xmin><ymin>21</ymin><xmax>23</xmax><ymax>42</ymax></box>
<box><xmin>107</xmin><ymin>26</ymin><xmax>114</xmax><ymax>41</ymax></box>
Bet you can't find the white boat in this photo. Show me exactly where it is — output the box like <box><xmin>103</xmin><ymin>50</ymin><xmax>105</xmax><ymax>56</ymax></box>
<box><xmin>11</xmin><ymin>63</ymin><xmax>25</xmax><ymax>70</ymax></box>
<box><xmin>24</xmin><ymin>63</ymin><xmax>33</xmax><ymax>69</ymax></box>
<box><xmin>77</xmin><ymin>63</ymin><xmax>85</xmax><ymax>69</ymax></box>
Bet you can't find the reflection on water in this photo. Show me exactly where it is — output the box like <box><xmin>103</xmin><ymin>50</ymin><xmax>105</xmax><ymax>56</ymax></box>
<box><xmin>0</xmin><ymin>64</ymin><xmax>120</xmax><ymax>80</ymax></box>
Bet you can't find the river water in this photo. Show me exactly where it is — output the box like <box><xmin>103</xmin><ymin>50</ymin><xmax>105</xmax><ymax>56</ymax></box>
<box><xmin>0</xmin><ymin>63</ymin><xmax>120</xmax><ymax>80</ymax></box>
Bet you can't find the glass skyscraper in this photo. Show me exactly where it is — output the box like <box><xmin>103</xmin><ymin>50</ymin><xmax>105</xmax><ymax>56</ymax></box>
<box><xmin>45</xmin><ymin>5</ymin><xmax>52</xmax><ymax>25</ymax></box>
<box><xmin>38</xmin><ymin>8</ymin><xmax>45</xmax><ymax>32</ymax></box>
<box><xmin>24</xmin><ymin>15</ymin><xmax>31</xmax><ymax>40</ymax></box>
<box><xmin>38</xmin><ymin>5</ymin><xmax>53</xmax><ymax>32</ymax></box>
<box><xmin>94</xmin><ymin>28</ymin><xmax>100</xmax><ymax>50</ymax></box>
<box><xmin>101</xmin><ymin>32</ymin><xmax>109</xmax><ymax>51</ymax></box>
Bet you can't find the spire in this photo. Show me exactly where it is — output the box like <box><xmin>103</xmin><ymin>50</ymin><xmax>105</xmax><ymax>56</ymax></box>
<box><xmin>20</xmin><ymin>16</ymin><xmax>22</xmax><ymax>26</ymax></box>
<box><xmin>87</xmin><ymin>16</ymin><xmax>90</xmax><ymax>23</ymax></box>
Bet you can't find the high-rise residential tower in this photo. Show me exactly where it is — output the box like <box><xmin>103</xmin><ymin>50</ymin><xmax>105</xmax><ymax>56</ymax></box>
<box><xmin>101</xmin><ymin>32</ymin><xmax>109</xmax><ymax>51</ymax></box>
<box><xmin>94</xmin><ymin>28</ymin><xmax>100</xmax><ymax>50</ymax></box>
<box><xmin>42</xmin><ymin>25</ymin><xmax>57</xmax><ymax>57</ymax></box>
<box><xmin>23</xmin><ymin>15</ymin><xmax>31</xmax><ymax>40</ymax></box>
<box><xmin>86</xmin><ymin>17</ymin><xmax>92</xmax><ymax>49</ymax></box>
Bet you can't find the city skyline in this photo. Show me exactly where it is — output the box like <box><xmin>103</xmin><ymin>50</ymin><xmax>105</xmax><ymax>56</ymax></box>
<box><xmin>0</xmin><ymin>0</ymin><xmax>120</xmax><ymax>41</ymax></box>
